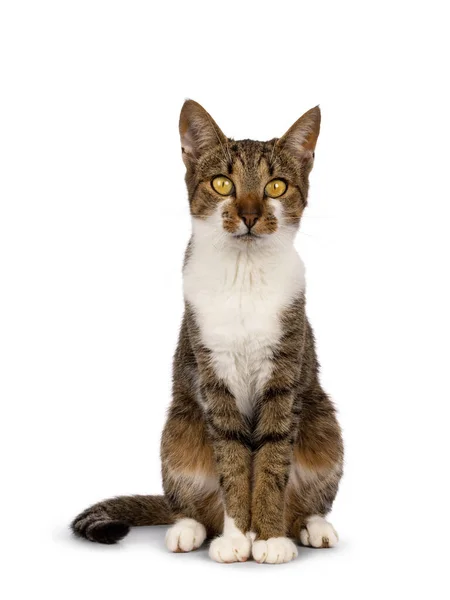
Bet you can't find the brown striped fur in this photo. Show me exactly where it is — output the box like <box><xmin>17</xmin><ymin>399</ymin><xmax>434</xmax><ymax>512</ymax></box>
<box><xmin>71</xmin><ymin>100</ymin><xmax>343</xmax><ymax>558</ymax></box>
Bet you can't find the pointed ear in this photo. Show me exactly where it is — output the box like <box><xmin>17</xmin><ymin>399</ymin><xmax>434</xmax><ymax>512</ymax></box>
<box><xmin>179</xmin><ymin>100</ymin><xmax>227</xmax><ymax>165</ymax></box>
<box><xmin>278</xmin><ymin>106</ymin><xmax>321</xmax><ymax>159</ymax></box>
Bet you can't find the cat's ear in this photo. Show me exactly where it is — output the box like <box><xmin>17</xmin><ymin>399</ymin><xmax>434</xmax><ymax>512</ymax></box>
<box><xmin>278</xmin><ymin>106</ymin><xmax>321</xmax><ymax>159</ymax></box>
<box><xmin>179</xmin><ymin>100</ymin><xmax>228</xmax><ymax>166</ymax></box>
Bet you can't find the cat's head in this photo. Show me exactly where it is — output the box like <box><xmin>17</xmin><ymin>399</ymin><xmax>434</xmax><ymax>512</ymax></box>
<box><xmin>179</xmin><ymin>100</ymin><xmax>320</xmax><ymax>249</ymax></box>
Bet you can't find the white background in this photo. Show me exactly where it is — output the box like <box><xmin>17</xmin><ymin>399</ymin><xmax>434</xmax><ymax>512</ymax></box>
<box><xmin>1</xmin><ymin>1</ymin><xmax>449</xmax><ymax>598</ymax></box>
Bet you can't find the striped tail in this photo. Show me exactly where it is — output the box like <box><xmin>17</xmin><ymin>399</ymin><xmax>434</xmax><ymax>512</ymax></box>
<box><xmin>71</xmin><ymin>495</ymin><xmax>173</xmax><ymax>544</ymax></box>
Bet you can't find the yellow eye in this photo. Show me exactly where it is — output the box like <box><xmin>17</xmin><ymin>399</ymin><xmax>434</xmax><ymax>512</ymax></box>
<box><xmin>265</xmin><ymin>179</ymin><xmax>287</xmax><ymax>198</ymax></box>
<box><xmin>211</xmin><ymin>176</ymin><xmax>234</xmax><ymax>196</ymax></box>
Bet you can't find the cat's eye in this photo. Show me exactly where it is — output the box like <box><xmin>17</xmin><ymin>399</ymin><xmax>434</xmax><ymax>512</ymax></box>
<box><xmin>265</xmin><ymin>179</ymin><xmax>287</xmax><ymax>198</ymax></box>
<box><xmin>211</xmin><ymin>176</ymin><xmax>234</xmax><ymax>196</ymax></box>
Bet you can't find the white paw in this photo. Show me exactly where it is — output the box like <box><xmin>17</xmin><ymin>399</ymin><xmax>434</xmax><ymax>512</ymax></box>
<box><xmin>300</xmin><ymin>515</ymin><xmax>339</xmax><ymax>548</ymax></box>
<box><xmin>209</xmin><ymin>534</ymin><xmax>252</xmax><ymax>563</ymax></box>
<box><xmin>165</xmin><ymin>518</ymin><xmax>206</xmax><ymax>552</ymax></box>
<box><xmin>252</xmin><ymin>537</ymin><xmax>298</xmax><ymax>564</ymax></box>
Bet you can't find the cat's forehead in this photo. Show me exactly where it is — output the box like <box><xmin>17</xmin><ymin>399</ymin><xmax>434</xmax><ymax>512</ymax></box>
<box><xmin>228</xmin><ymin>139</ymin><xmax>272</xmax><ymax>165</ymax></box>
<box><xmin>198</xmin><ymin>138</ymin><xmax>281</xmax><ymax>184</ymax></box>
<box><xmin>228</xmin><ymin>140</ymin><xmax>274</xmax><ymax>188</ymax></box>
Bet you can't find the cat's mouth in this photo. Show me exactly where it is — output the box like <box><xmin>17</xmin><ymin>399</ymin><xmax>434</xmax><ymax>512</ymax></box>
<box><xmin>233</xmin><ymin>232</ymin><xmax>261</xmax><ymax>240</ymax></box>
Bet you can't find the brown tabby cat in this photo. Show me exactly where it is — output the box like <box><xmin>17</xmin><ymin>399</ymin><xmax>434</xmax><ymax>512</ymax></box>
<box><xmin>71</xmin><ymin>100</ymin><xmax>343</xmax><ymax>564</ymax></box>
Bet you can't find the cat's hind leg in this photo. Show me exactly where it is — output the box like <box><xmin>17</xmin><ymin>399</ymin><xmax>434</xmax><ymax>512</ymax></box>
<box><xmin>165</xmin><ymin>518</ymin><xmax>207</xmax><ymax>553</ymax></box>
<box><xmin>287</xmin><ymin>465</ymin><xmax>342</xmax><ymax>549</ymax></box>
<box><xmin>287</xmin><ymin>386</ymin><xmax>344</xmax><ymax>549</ymax></box>
<box><xmin>161</xmin><ymin>403</ymin><xmax>223</xmax><ymax>553</ymax></box>
<box><xmin>163</xmin><ymin>470</ymin><xmax>222</xmax><ymax>553</ymax></box>
<box><xmin>299</xmin><ymin>515</ymin><xmax>339</xmax><ymax>548</ymax></box>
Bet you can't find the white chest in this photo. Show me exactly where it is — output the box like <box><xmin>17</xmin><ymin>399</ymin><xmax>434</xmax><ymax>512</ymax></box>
<box><xmin>183</xmin><ymin>240</ymin><xmax>305</xmax><ymax>417</ymax></box>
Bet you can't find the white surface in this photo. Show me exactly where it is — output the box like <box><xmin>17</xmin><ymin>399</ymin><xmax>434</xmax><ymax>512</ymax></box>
<box><xmin>1</xmin><ymin>1</ymin><xmax>449</xmax><ymax>598</ymax></box>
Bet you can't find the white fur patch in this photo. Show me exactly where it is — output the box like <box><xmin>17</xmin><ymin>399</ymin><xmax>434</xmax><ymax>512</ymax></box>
<box><xmin>209</xmin><ymin>513</ymin><xmax>251</xmax><ymax>563</ymax></box>
<box><xmin>252</xmin><ymin>537</ymin><xmax>298</xmax><ymax>564</ymax></box>
<box><xmin>288</xmin><ymin>461</ymin><xmax>319</xmax><ymax>489</ymax></box>
<box><xmin>288</xmin><ymin>460</ymin><xmax>340</xmax><ymax>488</ymax></box>
<box><xmin>300</xmin><ymin>515</ymin><xmax>339</xmax><ymax>548</ymax></box>
<box><xmin>184</xmin><ymin>207</ymin><xmax>305</xmax><ymax>418</ymax></box>
<box><xmin>165</xmin><ymin>462</ymin><xmax>220</xmax><ymax>496</ymax></box>
<box><xmin>173</xmin><ymin>470</ymin><xmax>220</xmax><ymax>495</ymax></box>
<box><xmin>165</xmin><ymin>518</ymin><xmax>207</xmax><ymax>552</ymax></box>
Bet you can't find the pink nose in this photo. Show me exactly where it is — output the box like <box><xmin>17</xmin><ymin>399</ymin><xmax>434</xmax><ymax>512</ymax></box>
<box><xmin>241</xmin><ymin>213</ymin><xmax>259</xmax><ymax>230</ymax></box>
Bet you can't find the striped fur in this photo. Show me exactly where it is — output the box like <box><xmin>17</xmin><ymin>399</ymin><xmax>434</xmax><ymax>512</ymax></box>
<box><xmin>71</xmin><ymin>101</ymin><xmax>343</xmax><ymax>563</ymax></box>
<box><xmin>71</xmin><ymin>495</ymin><xmax>172</xmax><ymax>544</ymax></box>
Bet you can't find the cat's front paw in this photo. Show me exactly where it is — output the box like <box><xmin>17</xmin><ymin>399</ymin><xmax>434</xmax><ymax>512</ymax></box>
<box><xmin>209</xmin><ymin>534</ymin><xmax>252</xmax><ymax>563</ymax></box>
<box><xmin>252</xmin><ymin>537</ymin><xmax>298</xmax><ymax>564</ymax></box>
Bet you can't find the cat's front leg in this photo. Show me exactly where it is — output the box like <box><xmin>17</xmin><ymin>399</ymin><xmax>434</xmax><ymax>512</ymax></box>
<box><xmin>251</xmin><ymin>385</ymin><xmax>299</xmax><ymax>564</ymax></box>
<box><xmin>203</xmin><ymin>381</ymin><xmax>253</xmax><ymax>563</ymax></box>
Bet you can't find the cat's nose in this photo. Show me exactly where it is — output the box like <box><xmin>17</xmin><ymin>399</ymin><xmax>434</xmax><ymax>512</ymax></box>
<box><xmin>241</xmin><ymin>213</ymin><xmax>259</xmax><ymax>230</ymax></box>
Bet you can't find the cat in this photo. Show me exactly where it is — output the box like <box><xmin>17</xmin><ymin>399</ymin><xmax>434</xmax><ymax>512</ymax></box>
<box><xmin>71</xmin><ymin>100</ymin><xmax>344</xmax><ymax>564</ymax></box>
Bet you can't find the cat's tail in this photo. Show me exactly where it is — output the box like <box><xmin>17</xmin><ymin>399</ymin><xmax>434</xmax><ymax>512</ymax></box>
<box><xmin>71</xmin><ymin>495</ymin><xmax>173</xmax><ymax>544</ymax></box>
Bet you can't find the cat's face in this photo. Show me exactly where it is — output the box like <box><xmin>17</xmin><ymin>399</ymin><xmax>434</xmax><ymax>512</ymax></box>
<box><xmin>179</xmin><ymin>101</ymin><xmax>320</xmax><ymax>248</ymax></box>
